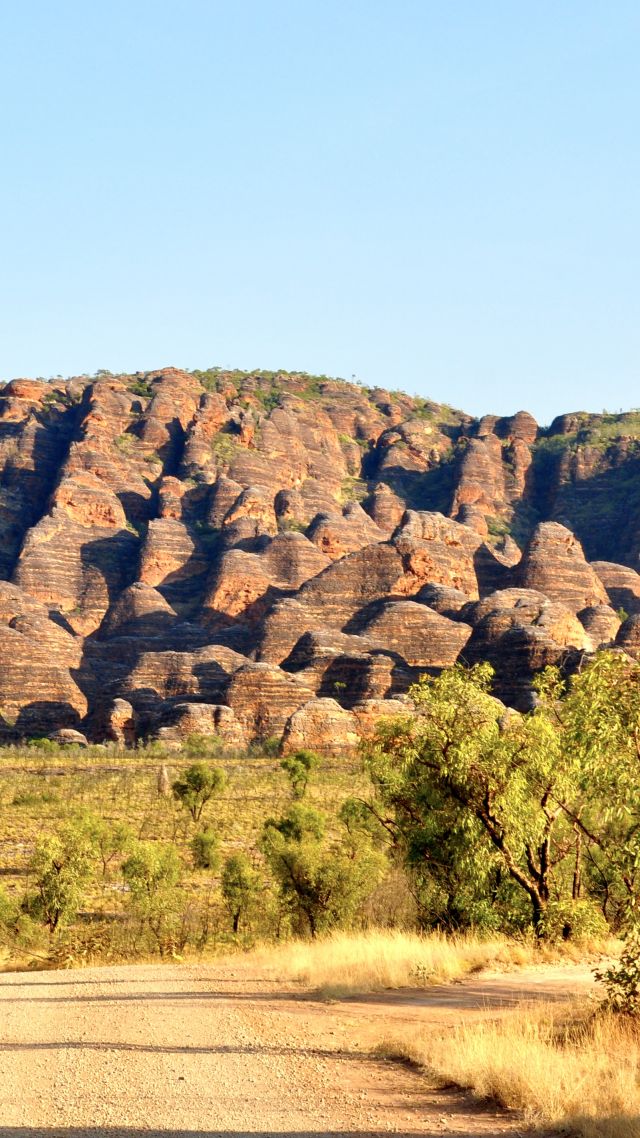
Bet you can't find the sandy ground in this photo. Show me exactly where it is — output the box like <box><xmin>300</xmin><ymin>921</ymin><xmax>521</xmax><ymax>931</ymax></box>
<box><xmin>0</xmin><ymin>960</ymin><xmax>595</xmax><ymax>1138</ymax></box>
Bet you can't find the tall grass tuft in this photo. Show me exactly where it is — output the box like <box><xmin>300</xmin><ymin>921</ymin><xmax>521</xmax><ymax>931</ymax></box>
<box><xmin>247</xmin><ymin>928</ymin><xmax>579</xmax><ymax>996</ymax></box>
<box><xmin>378</xmin><ymin>1001</ymin><xmax>640</xmax><ymax>1138</ymax></box>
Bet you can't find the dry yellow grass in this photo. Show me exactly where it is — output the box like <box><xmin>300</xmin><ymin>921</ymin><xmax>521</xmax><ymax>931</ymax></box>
<box><xmin>245</xmin><ymin>928</ymin><xmax>588</xmax><ymax>996</ymax></box>
<box><xmin>378</xmin><ymin>1001</ymin><xmax>640</xmax><ymax>1138</ymax></box>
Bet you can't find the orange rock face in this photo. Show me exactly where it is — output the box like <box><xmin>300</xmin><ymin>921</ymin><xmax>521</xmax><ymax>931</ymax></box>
<box><xmin>0</xmin><ymin>367</ymin><xmax>637</xmax><ymax>741</ymax></box>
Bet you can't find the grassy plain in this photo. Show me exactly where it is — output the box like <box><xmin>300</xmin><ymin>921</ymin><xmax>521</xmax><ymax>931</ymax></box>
<box><xmin>0</xmin><ymin>742</ymin><xmax>381</xmax><ymax>962</ymax></box>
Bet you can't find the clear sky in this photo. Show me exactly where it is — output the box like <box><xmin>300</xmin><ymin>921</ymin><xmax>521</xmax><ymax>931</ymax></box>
<box><xmin>1</xmin><ymin>1</ymin><xmax>639</xmax><ymax>424</ymax></box>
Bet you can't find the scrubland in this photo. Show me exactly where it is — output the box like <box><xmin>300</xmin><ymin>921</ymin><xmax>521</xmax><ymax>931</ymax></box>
<box><xmin>2</xmin><ymin>653</ymin><xmax>640</xmax><ymax>1138</ymax></box>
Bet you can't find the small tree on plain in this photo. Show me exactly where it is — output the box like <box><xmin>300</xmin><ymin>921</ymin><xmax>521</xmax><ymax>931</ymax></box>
<box><xmin>26</xmin><ymin>825</ymin><xmax>94</xmax><ymax>933</ymax></box>
<box><xmin>221</xmin><ymin>853</ymin><xmax>262</xmax><ymax>934</ymax></box>
<box><xmin>172</xmin><ymin>762</ymin><xmax>226</xmax><ymax>823</ymax></box>
<box><xmin>261</xmin><ymin>804</ymin><xmax>384</xmax><ymax>937</ymax></box>
<box><xmin>191</xmin><ymin>826</ymin><xmax>220</xmax><ymax>871</ymax></box>
<box><xmin>121</xmin><ymin>840</ymin><xmax>183</xmax><ymax>955</ymax></box>
<box><xmin>280</xmin><ymin>749</ymin><xmax>319</xmax><ymax>799</ymax></box>
<box><xmin>75</xmin><ymin>811</ymin><xmax>133</xmax><ymax>879</ymax></box>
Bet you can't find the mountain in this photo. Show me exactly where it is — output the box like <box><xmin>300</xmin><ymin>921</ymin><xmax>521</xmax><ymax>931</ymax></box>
<box><xmin>1</xmin><ymin>366</ymin><xmax>639</xmax><ymax>750</ymax></box>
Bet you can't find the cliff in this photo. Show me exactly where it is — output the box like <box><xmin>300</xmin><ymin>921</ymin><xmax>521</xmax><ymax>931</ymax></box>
<box><xmin>1</xmin><ymin>366</ymin><xmax>639</xmax><ymax>749</ymax></box>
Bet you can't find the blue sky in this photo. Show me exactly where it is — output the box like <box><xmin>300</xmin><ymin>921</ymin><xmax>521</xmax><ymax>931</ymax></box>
<box><xmin>1</xmin><ymin>1</ymin><xmax>638</xmax><ymax>423</ymax></box>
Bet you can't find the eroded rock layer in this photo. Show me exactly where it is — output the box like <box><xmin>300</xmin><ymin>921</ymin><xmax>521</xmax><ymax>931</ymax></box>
<box><xmin>1</xmin><ymin>366</ymin><xmax>639</xmax><ymax>750</ymax></box>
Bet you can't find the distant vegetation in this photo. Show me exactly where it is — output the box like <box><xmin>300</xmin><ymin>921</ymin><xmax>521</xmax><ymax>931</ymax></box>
<box><xmin>0</xmin><ymin>651</ymin><xmax>639</xmax><ymax>971</ymax></box>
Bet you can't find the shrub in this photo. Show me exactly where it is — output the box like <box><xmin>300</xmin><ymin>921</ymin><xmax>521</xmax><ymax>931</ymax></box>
<box><xmin>182</xmin><ymin>733</ymin><xmax>223</xmax><ymax>759</ymax></box>
<box><xmin>280</xmin><ymin>749</ymin><xmax>319</xmax><ymax>799</ymax></box>
<box><xmin>596</xmin><ymin>929</ymin><xmax>640</xmax><ymax>1014</ymax></box>
<box><xmin>26</xmin><ymin>825</ymin><xmax>94</xmax><ymax>933</ymax></box>
<box><xmin>0</xmin><ymin>887</ymin><xmax>19</xmax><ymax>946</ymax></box>
<box><xmin>261</xmin><ymin>804</ymin><xmax>384</xmax><ymax>937</ymax></box>
<box><xmin>538</xmin><ymin>899</ymin><xmax>608</xmax><ymax>943</ymax></box>
<box><xmin>172</xmin><ymin>762</ymin><xmax>226</xmax><ymax>823</ymax></box>
<box><xmin>191</xmin><ymin>826</ymin><xmax>220</xmax><ymax>871</ymax></box>
<box><xmin>121</xmin><ymin>841</ymin><xmax>184</xmax><ymax>956</ymax></box>
<box><xmin>221</xmin><ymin>853</ymin><xmax>262</xmax><ymax>934</ymax></box>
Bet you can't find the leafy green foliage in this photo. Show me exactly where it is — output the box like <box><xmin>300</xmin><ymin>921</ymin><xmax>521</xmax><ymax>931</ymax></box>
<box><xmin>280</xmin><ymin>749</ymin><xmax>320</xmax><ymax>799</ymax></box>
<box><xmin>0</xmin><ymin>886</ymin><xmax>19</xmax><ymax>945</ymax></box>
<box><xmin>181</xmin><ymin>733</ymin><xmax>224</xmax><ymax>760</ymax></box>
<box><xmin>75</xmin><ymin>812</ymin><xmax>133</xmax><ymax>878</ymax></box>
<box><xmin>26</xmin><ymin>824</ymin><xmax>94</xmax><ymax>932</ymax></box>
<box><xmin>221</xmin><ymin>853</ymin><xmax>262</xmax><ymax>934</ymax></box>
<box><xmin>261</xmin><ymin>803</ymin><xmax>385</xmax><ymax>937</ymax></box>
<box><xmin>365</xmin><ymin>653</ymin><xmax>640</xmax><ymax>936</ymax></box>
<box><xmin>190</xmin><ymin>826</ymin><xmax>220</xmax><ymax>871</ymax></box>
<box><xmin>172</xmin><ymin>762</ymin><xmax>226</xmax><ymax>823</ymax></box>
<box><xmin>121</xmin><ymin>841</ymin><xmax>183</xmax><ymax>955</ymax></box>
<box><xmin>127</xmin><ymin>377</ymin><xmax>154</xmax><ymax>398</ymax></box>
<box><xmin>596</xmin><ymin>930</ymin><xmax>640</xmax><ymax>1014</ymax></box>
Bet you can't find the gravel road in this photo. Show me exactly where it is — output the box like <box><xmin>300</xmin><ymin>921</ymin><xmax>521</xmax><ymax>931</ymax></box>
<box><xmin>0</xmin><ymin>960</ymin><xmax>593</xmax><ymax>1138</ymax></box>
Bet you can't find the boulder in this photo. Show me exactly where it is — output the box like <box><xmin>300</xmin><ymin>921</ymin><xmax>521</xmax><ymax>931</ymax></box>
<box><xmin>155</xmin><ymin>702</ymin><xmax>246</xmax><ymax>749</ymax></box>
<box><xmin>616</xmin><ymin>615</ymin><xmax>640</xmax><ymax>660</ymax></box>
<box><xmin>280</xmin><ymin>698</ymin><xmax>360</xmax><ymax>755</ymax></box>
<box><xmin>392</xmin><ymin>511</ymin><xmax>482</xmax><ymax>598</ymax></box>
<box><xmin>202</xmin><ymin>532</ymin><xmax>330</xmax><ymax>622</ymax></box>
<box><xmin>47</xmin><ymin>728</ymin><xmax>89</xmax><ymax>747</ymax></box>
<box><xmin>592</xmin><ymin>561</ymin><xmax>640</xmax><ymax>617</ymax></box>
<box><xmin>102</xmin><ymin>698</ymin><xmax>136</xmax><ymax>746</ymax></box>
<box><xmin>578</xmin><ymin>605</ymin><xmax>621</xmax><ymax>648</ymax></box>
<box><xmin>351</xmin><ymin>698</ymin><xmax>410</xmax><ymax>738</ymax></box>
<box><xmin>99</xmin><ymin>583</ymin><xmax>178</xmax><ymax>639</ymax></box>
<box><xmin>307</xmin><ymin>502</ymin><xmax>384</xmax><ymax>560</ymax></box>
<box><xmin>225</xmin><ymin>663</ymin><xmax>315</xmax><ymax>742</ymax></box>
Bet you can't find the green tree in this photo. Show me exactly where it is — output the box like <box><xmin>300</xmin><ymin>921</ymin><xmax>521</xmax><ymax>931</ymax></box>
<box><xmin>365</xmin><ymin>654</ymin><xmax>640</xmax><ymax>937</ymax></box>
<box><xmin>280</xmin><ymin>749</ymin><xmax>319</xmax><ymax>799</ymax></box>
<box><xmin>191</xmin><ymin>826</ymin><xmax>220</xmax><ymax>871</ymax></box>
<box><xmin>172</xmin><ymin>762</ymin><xmax>226</xmax><ymax>823</ymax></box>
<box><xmin>75</xmin><ymin>812</ymin><xmax>133</xmax><ymax>879</ymax></box>
<box><xmin>261</xmin><ymin>803</ymin><xmax>384</xmax><ymax>937</ymax></box>
<box><xmin>221</xmin><ymin>853</ymin><xmax>262</xmax><ymax>934</ymax></box>
<box><xmin>543</xmin><ymin>651</ymin><xmax>640</xmax><ymax>930</ymax></box>
<box><xmin>121</xmin><ymin>841</ymin><xmax>183</xmax><ymax>955</ymax></box>
<box><xmin>26</xmin><ymin>825</ymin><xmax>94</xmax><ymax>933</ymax></box>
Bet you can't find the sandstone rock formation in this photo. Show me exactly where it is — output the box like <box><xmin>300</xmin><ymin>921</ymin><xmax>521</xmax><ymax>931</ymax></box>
<box><xmin>516</xmin><ymin>523</ymin><xmax>608</xmax><ymax>612</ymax></box>
<box><xmin>0</xmin><ymin>365</ymin><xmax>638</xmax><ymax>748</ymax></box>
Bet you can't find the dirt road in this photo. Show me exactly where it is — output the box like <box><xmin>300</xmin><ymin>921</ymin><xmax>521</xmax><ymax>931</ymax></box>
<box><xmin>0</xmin><ymin>960</ymin><xmax>594</xmax><ymax>1138</ymax></box>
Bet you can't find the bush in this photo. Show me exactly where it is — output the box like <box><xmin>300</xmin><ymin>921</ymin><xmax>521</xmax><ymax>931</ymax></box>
<box><xmin>0</xmin><ymin>887</ymin><xmax>19</xmax><ymax>945</ymax></box>
<box><xmin>280</xmin><ymin>749</ymin><xmax>319</xmax><ymax>799</ymax></box>
<box><xmin>221</xmin><ymin>853</ymin><xmax>262</xmax><ymax>935</ymax></box>
<box><xmin>121</xmin><ymin>841</ymin><xmax>184</xmax><ymax>955</ymax></box>
<box><xmin>261</xmin><ymin>804</ymin><xmax>385</xmax><ymax>937</ymax></box>
<box><xmin>596</xmin><ymin>930</ymin><xmax>640</xmax><ymax>1014</ymax></box>
<box><xmin>538</xmin><ymin>899</ymin><xmax>608</xmax><ymax>943</ymax></box>
<box><xmin>182</xmin><ymin>733</ymin><xmax>223</xmax><ymax>759</ymax></box>
<box><xmin>172</xmin><ymin>762</ymin><xmax>226</xmax><ymax>822</ymax></box>
<box><xmin>26</xmin><ymin>825</ymin><xmax>94</xmax><ymax>933</ymax></box>
<box><xmin>191</xmin><ymin>826</ymin><xmax>220</xmax><ymax>871</ymax></box>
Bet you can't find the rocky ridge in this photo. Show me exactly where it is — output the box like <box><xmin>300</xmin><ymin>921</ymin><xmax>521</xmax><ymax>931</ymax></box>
<box><xmin>1</xmin><ymin>366</ymin><xmax>639</xmax><ymax>751</ymax></box>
